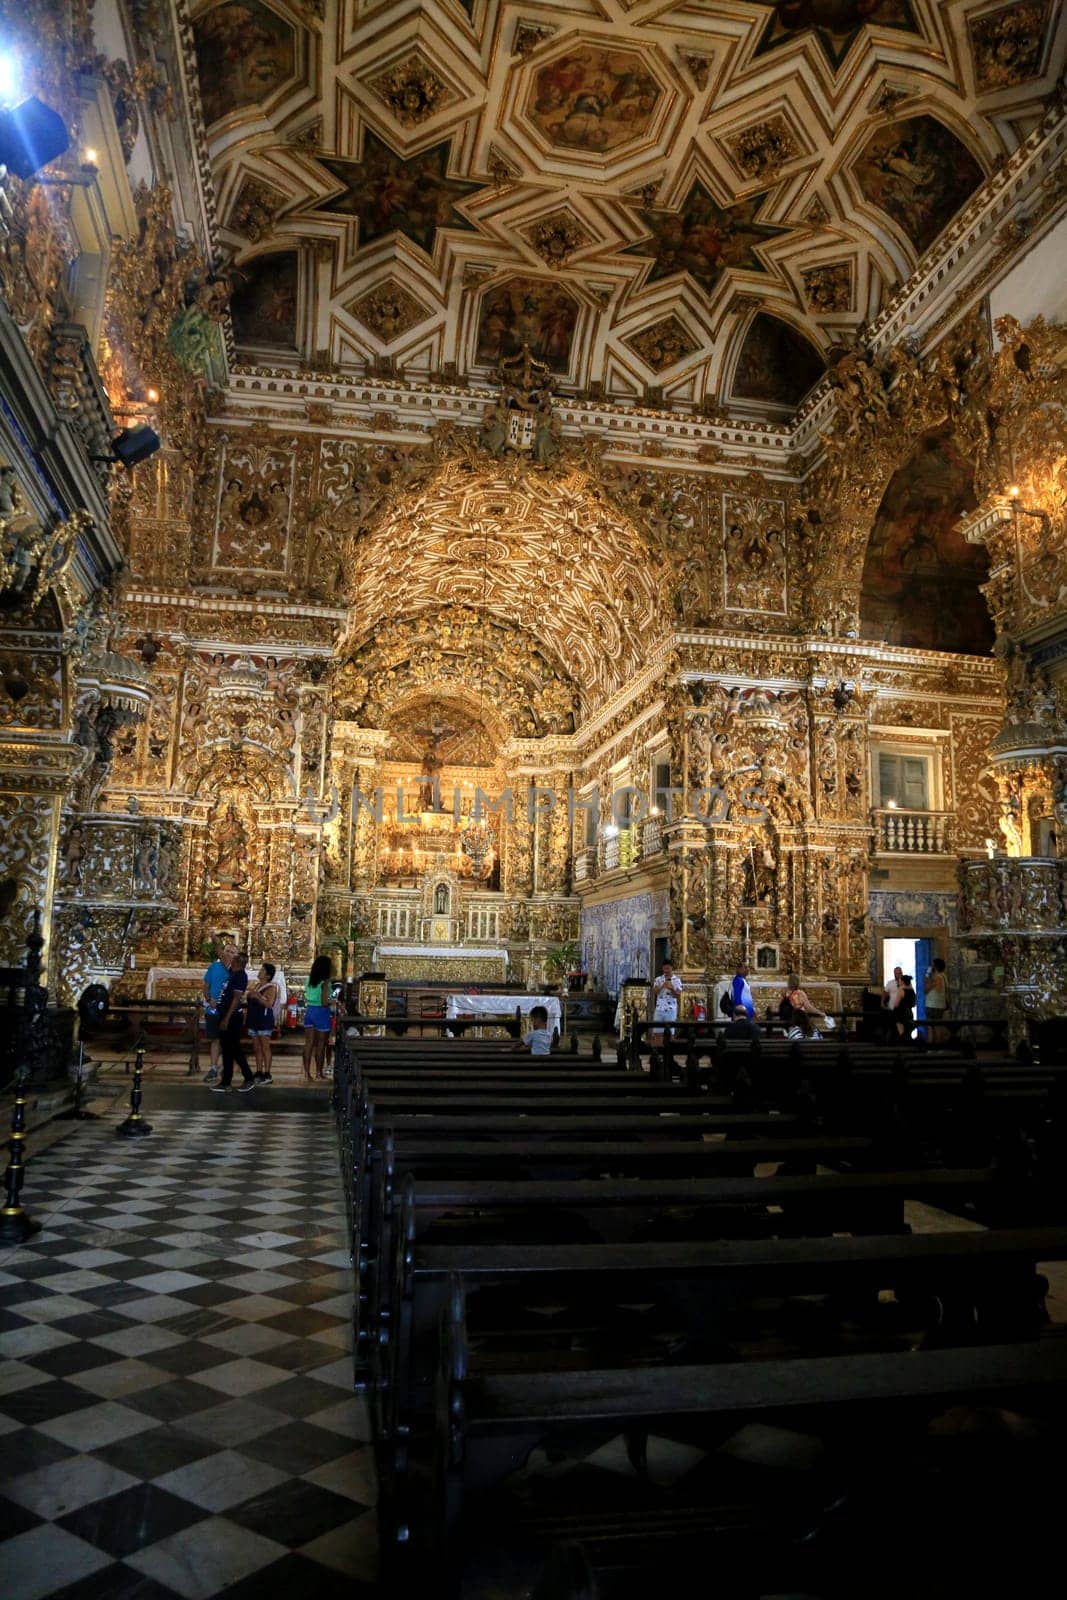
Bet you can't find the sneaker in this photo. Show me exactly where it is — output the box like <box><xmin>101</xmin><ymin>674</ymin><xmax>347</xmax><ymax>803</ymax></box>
<box><xmin>261</xmin><ymin>1072</ymin><xmax>273</xmax><ymax>1084</ymax></box>
<box><xmin>204</xmin><ymin>1068</ymin><xmax>218</xmax><ymax>1081</ymax></box>
<box><xmin>253</xmin><ymin>1072</ymin><xmax>263</xmax><ymax>1082</ymax></box>
<box><xmin>237</xmin><ymin>1080</ymin><xmax>256</xmax><ymax>1093</ymax></box>
<box><xmin>208</xmin><ymin>1084</ymin><xmax>227</xmax><ymax>1094</ymax></box>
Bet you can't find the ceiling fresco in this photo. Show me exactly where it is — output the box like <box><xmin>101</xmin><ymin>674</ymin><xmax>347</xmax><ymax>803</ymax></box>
<box><xmin>188</xmin><ymin>0</ymin><xmax>1066</xmax><ymax>411</ymax></box>
<box><xmin>731</xmin><ymin>313</ymin><xmax>826</xmax><ymax>408</ymax></box>
<box><xmin>859</xmin><ymin>429</ymin><xmax>992</xmax><ymax>655</ymax></box>
<box><xmin>313</xmin><ymin>133</ymin><xmax>485</xmax><ymax>255</ymax></box>
<box><xmin>753</xmin><ymin>1</ymin><xmax>922</xmax><ymax>70</ymax></box>
<box><xmin>625</xmin><ymin>183</ymin><xmax>789</xmax><ymax>297</ymax></box>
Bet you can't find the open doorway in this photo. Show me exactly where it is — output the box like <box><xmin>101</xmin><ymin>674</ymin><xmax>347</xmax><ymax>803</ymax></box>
<box><xmin>882</xmin><ymin>936</ymin><xmax>936</xmax><ymax>1021</ymax></box>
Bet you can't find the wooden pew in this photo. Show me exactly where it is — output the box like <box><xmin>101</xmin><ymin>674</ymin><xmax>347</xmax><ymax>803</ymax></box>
<box><xmin>362</xmin><ymin>1164</ymin><xmax>999</xmax><ymax>1408</ymax></box>
<box><xmin>425</xmin><ymin>1276</ymin><xmax>1067</xmax><ymax>1585</ymax></box>
<box><xmin>359</xmin><ymin>1125</ymin><xmax>875</xmax><ymax>1382</ymax></box>
<box><xmin>382</xmin><ymin>1212</ymin><xmax>1067</xmax><ymax>1452</ymax></box>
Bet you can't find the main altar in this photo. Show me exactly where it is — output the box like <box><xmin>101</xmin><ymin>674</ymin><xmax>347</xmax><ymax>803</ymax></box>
<box><xmin>371</xmin><ymin>943</ymin><xmax>508</xmax><ymax>983</ymax></box>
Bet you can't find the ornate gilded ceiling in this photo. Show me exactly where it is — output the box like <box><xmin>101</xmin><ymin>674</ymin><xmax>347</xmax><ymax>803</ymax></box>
<box><xmin>340</xmin><ymin>459</ymin><xmax>665</xmax><ymax>709</ymax></box>
<box><xmin>186</xmin><ymin>0</ymin><xmax>1065</xmax><ymax>412</ymax></box>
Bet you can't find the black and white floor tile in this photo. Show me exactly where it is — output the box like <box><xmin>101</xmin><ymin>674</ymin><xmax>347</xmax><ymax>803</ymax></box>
<box><xmin>0</xmin><ymin>1108</ymin><xmax>376</xmax><ymax>1599</ymax></box>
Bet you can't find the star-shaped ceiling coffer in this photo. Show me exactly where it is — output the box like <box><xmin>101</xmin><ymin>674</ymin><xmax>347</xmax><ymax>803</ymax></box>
<box><xmin>314</xmin><ymin>131</ymin><xmax>486</xmax><ymax>256</ymax></box>
<box><xmin>752</xmin><ymin>0</ymin><xmax>923</xmax><ymax>72</ymax></box>
<box><xmin>625</xmin><ymin>182</ymin><xmax>790</xmax><ymax>298</ymax></box>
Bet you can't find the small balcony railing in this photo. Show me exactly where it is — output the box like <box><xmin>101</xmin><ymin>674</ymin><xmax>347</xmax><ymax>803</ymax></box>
<box><xmin>873</xmin><ymin>808</ymin><xmax>952</xmax><ymax>855</ymax></box>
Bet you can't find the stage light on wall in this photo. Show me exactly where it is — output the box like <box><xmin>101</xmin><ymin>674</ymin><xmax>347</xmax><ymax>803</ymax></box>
<box><xmin>1008</xmin><ymin>484</ymin><xmax>1020</xmax><ymax>499</ymax></box>
<box><xmin>82</xmin><ymin>147</ymin><xmax>97</xmax><ymax>167</ymax></box>
<box><xmin>113</xmin><ymin>424</ymin><xmax>160</xmax><ymax>467</ymax></box>
<box><xmin>91</xmin><ymin>424</ymin><xmax>161</xmax><ymax>469</ymax></box>
<box><xmin>0</xmin><ymin>94</ymin><xmax>69</xmax><ymax>178</ymax></box>
<box><xmin>145</xmin><ymin>387</ymin><xmax>159</xmax><ymax>404</ymax></box>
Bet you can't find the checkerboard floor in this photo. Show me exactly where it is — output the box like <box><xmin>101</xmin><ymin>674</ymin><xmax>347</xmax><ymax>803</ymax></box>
<box><xmin>0</xmin><ymin>1108</ymin><xmax>376</xmax><ymax>1599</ymax></box>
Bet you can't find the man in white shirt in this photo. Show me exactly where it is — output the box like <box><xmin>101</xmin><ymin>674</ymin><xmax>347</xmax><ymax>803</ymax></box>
<box><xmin>884</xmin><ymin>966</ymin><xmax>904</xmax><ymax>1008</ymax></box>
<box><xmin>651</xmin><ymin>960</ymin><xmax>683</xmax><ymax>1047</ymax></box>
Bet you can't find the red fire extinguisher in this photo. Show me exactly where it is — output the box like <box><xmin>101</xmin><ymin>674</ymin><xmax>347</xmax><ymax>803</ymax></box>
<box><xmin>692</xmin><ymin>1001</ymin><xmax>706</xmax><ymax>1022</ymax></box>
<box><xmin>286</xmin><ymin>999</ymin><xmax>299</xmax><ymax>1030</ymax></box>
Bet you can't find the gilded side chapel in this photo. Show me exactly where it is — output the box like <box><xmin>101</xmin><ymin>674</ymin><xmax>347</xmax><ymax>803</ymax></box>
<box><xmin>0</xmin><ymin>0</ymin><xmax>1066</xmax><ymax>1041</ymax></box>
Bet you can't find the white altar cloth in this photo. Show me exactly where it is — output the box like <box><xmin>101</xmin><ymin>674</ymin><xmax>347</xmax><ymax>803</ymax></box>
<box><xmin>446</xmin><ymin>993</ymin><xmax>562</xmax><ymax>1034</ymax></box>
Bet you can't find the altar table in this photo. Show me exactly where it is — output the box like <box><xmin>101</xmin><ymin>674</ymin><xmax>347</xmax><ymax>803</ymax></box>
<box><xmin>371</xmin><ymin>944</ymin><xmax>507</xmax><ymax>983</ymax></box>
<box><xmin>445</xmin><ymin>993</ymin><xmax>562</xmax><ymax>1036</ymax></box>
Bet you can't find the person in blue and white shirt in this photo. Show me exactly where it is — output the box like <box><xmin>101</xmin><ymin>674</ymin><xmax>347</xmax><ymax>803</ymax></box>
<box><xmin>731</xmin><ymin>962</ymin><xmax>754</xmax><ymax>1020</ymax></box>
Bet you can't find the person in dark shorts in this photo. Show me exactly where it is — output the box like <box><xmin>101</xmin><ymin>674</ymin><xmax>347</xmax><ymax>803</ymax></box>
<box><xmin>247</xmin><ymin>962</ymin><xmax>279</xmax><ymax>1084</ymax></box>
<box><xmin>210</xmin><ymin>949</ymin><xmax>255</xmax><ymax>1093</ymax></box>
<box><xmin>202</xmin><ymin>941</ymin><xmax>235</xmax><ymax>1082</ymax></box>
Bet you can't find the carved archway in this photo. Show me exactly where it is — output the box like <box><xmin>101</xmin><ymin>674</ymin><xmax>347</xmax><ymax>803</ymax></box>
<box><xmin>341</xmin><ymin>454</ymin><xmax>667</xmax><ymax>716</ymax></box>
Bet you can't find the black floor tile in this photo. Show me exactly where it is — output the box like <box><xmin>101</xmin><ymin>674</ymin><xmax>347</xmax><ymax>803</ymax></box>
<box><xmin>0</xmin><ymin>1256</ymin><xmax>74</xmax><ymax>1281</ymax></box>
<box><xmin>58</xmin><ymin>1481</ymin><xmax>207</xmax><ymax>1558</ymax></box>
<box><xmin>141</xmin><ymin>1340</ymin><xmax>236</xmax><ymax>1377</ymax></box>
<box><xmin>226</xmin><ymin>1477</ymin><xmax>356</xmax><ymax>1548</ymax></box>
<box><xmin>25</xmin><ymin>1340</ymin><xmax>121</xmax><ymax>1379</ymax></box>
<box><xmin>260</xmin><ymin>1308</ymin><xmax>344</xmax><ymax>1338</ymax></box>
<box><xmin>218</xmin><ymin>1552</ymin><xmax>375</xmax><ymax>1600</ymax></box>
<box><xmin>0</xmin><ymin>1378</ymin><xmax>102</xmax><ymax>1427</ymax></box>
<box><xmin>160</xmin><ymin>1308</ymin><xmax>240</xmax><ymax>1340</ymax></box>
<box><xmin>94</xmin><ymin>1425</ymin><xmax>216</xmax><ymax>1480</ymax></box>
<box><xmin>267</xmin><ymin>1280</ymin><xmax>342</xmax><ymax>1308</ymax></box>
<box><xmin>172</xmin><ymin>1280</ymin><xmax>241</xmax><ymax>1308</ymax></box>
<box><xmin>0</xmin><ymin>1279</ymin><xmax>55</xmax><ymax>1307</ymax></box>
<box><xmin>77</xmin><ymin>1283</ymin><xmax>157</xmax><ymax>1310</ymax></box>
<box><xmin>49</xmin><ymin>1561</ymin><xmax>185</xmax><ymax>1600</ymax></box>
<box><xmin>251</xmin><ymin>1337</ymin><xmax>340</xmax><ymax>1374</ymax></box>
<box><xmin>241</xmin><ymin>1419</ymin><xmax>352</xmax><ymax>1475</ymax></box>
<box><xmin>247</xmin><ymin>1376</ymin><xmax>342</xmax><ymax>1419</ymax></box>
<box><xmin>123</xmin><ymin>1378</ymin><xmax>225</xmax><ymax>1423</ymax></box>
<box><xmin>51</xmin><ymin>1310</ymin><xmax>140</xmax><ymax>1340</ymax></box>
<box><xmin>0</xmin><ymin>1492</ymin><xmax>45</xmax><ymax>1540</ymax></box>
<box><xmin>3</xmin><ymin>1425</ymin><xmax>77</xmax><ymax>1471</ymax></box>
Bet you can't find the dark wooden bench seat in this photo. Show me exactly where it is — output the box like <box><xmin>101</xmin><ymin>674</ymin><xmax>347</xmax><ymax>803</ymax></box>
<box><xmin>381</xmin><ymin>1223</ymin><xmax>1067</xmax><ymax>1445</ymax></box>
<box><xmin>423</xmin><ymin>1281</ymin><xmax>1067</xmax><ymax>1578</ymax></box>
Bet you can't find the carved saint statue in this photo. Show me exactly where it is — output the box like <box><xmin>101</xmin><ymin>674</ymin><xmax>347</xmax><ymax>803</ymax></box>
<box><xmin>741</xmin><ymin>840</ymin><xmax>777</xmax><ymax>907</ymax></box>
<box><xmin>211</xmin><ymin>802</ymin><xmax>248</xmax><ymax>888</ymax></box>
<box><xmin>434</xmin><ymin>882</ymin><xmax>449</xmax><ymax>916</ymax></box>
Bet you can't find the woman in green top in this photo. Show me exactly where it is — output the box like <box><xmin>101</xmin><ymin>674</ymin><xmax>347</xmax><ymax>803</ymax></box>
<box><xmin>303</xmin><ymin>954</ymin><xmax>333</xmax><ymax>1081</ymax></box>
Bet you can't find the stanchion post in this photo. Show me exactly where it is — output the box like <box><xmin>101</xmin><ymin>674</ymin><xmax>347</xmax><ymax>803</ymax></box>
<box><xmin>0</xmin><ymin>1076</ymin><xmax>40</xmax><ymax>1243</ymax></box>
<box><xmin>116</xmin><ymin>1037</ymin><xmax>152</xmax><ymax>1138</ymax></box>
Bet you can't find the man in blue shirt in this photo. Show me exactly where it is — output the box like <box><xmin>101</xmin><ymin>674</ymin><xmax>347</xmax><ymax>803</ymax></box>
<box><xmin>202</xmin><ymin>941</ymin><xmax>236</xmax><ymax>1082</ymax></box>
<box><xmin>208</xmin><ymin>949</ymin><xmax>255</xmax><ymax>1093</ymax></box>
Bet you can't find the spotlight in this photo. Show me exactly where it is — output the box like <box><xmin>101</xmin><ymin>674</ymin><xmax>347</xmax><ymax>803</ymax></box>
<box><xmin>145</xmin><ymin>387</ymin><xmax>159</xmax><ymax>403</ymax></box>
<box><xmin>0</xmin><ymin>55</ymin><xmax>19</xmax><ymax>106</ymax></box>
<box><xmin>0</xmin><ymin>95</ymin><xmax>69</xmax><ymax>178</ymax></box>
<box><xmin>1008</xmin><ymin>484</ymin><xmax>1020</xmax><ymax>499</ymax></box>
<box><xmin>82</xmin><ymin>147</ymin><xmax>97</xmax><ymax>166</ymax></box>
<box><xmin>113</xmin><ymin>424</ymin><xmax>161</xmax><ymax>467</ymax></box>
<box><xmin>91</xmin><ymin>424</ymin><xmax>161</xmax><ymax>468</ymax></box>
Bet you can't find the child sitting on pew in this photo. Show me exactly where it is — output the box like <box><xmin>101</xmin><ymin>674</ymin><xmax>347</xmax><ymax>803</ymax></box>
<box><xmin>515</xmin><ymin>1004</ymin><xmax>553</xmax><ymax>1056</ymax></box>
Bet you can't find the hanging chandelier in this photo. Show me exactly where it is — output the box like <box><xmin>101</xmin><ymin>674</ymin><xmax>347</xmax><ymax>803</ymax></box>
<box><xmin>460</xmin><ymin>814</ymin><xmax>492</xmax><ymax>875</ymax></box>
